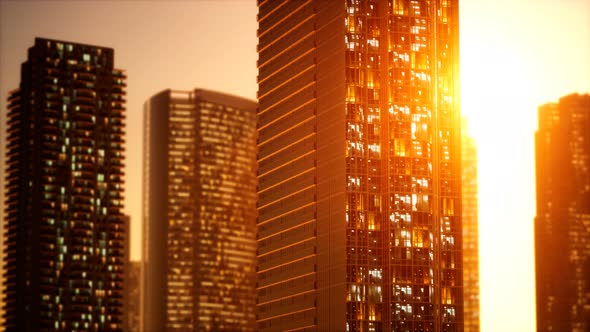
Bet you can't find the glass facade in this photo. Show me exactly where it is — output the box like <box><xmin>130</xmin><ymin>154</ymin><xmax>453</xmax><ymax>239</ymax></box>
<box><xmin>535</xmin><ymin>93</ymin><xmax>590</xmax><ymax>332</ymax></box>
<box><xmin>257</xmin><ymin>0</ymin><xmax>461</xmax><ymax>331</ymax></box>
<box><xmin>3</xmin><ymin>38</ymin><xmax>126</xmax><ymax>331</ymax></box>
<box><xmin>344</xmin><ymin>1</ymin><xmax>461</xmax><ymax>331</ymax></box>
<box><xmin>142</xmin><ymin>89</ymin><xmax>257</xmax><ymax>331</ymax></box>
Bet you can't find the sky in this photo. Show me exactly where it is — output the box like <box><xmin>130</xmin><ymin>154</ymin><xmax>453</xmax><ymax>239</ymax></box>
<box><xmin>1</xmin><ymin>1</ymin><xmax>589</xmax><ymax>331</ymax></box>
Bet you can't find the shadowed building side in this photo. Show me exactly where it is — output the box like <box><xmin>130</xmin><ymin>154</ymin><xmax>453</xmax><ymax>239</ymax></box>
<box><xmin>142</xmin><ymin>89</ymin><xmax>258</xmax><ymax>331</ymax></box>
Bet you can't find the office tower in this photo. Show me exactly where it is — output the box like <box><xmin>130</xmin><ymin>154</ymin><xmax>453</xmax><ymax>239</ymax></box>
<box><xmin>256</xmin><ymin>0</ymin><xmax>461</xmax><ymax>331</ymax></box>
<box><xmin>142</xmin><ymin>89</ymin><xmax>257</xmax><ymax>331</ymax></box>
<box><xmin>535</xmin><ymin>93</ymin><xmax>590</xmax><ymax>332</ymax></box>
<box><xmin>3</xmin><ymin>38</ymin><xmax>126</xmax><ymax>330</ymax></box>
<box><xmin>461</xmin><ymin>122</ymin><xmax>479</xmax><ymax>332</ymax></box>
<box><xmin>125</xmin><ymin>261</ymin><xmax>141</xmax><ymax>332</ymax></box>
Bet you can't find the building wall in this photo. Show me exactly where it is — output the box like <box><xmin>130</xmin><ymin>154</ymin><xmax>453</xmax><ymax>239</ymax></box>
<box><xmin>142</xmin><ymin>89</ymin><xmax>257</xmax><ymax>331</ymax></box>
<box><xmin>461</xmin><ymin>124</ymin><xmax>479</xmax><ymax>332</ymax></box>
<box><xmin>256</xmin><ymin>1</ymin><xmax>347</xmax><ymax>330</ymax></box>
<box><xmin>256</xmin><ymin>1</ymin><xmax>462</xmax><ymax>331</ymax></box>
<box><xmin>535</xmin><ymin>93</ymin><xmax>590</xmax><ymax>332</ymax></box>
<box><xmin>3</xmin><ymin>38</ymin><xmax>126</xmax><ymax>331</ymax></box>
<box><xmin>315</xmin><ymin>1</ymin><xmax>348</xmax><ymax>330</ymax></box>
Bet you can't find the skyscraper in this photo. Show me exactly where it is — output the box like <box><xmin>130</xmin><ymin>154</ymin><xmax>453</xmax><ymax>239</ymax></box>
<box><xmin>461</xmin><ymin>121</ymin><xmax>479</xmax><ymax>332</ymax></box>
<box><xmin>142</xmin><ymin>89</ymin><xmax>257</xmax><ymax>331</ymax></box>
<box><xmin>256</xmin><ymin>1</ymin><xmax>461</xmax><ymax>331</ymax></box>
<box><xmin>535</xmin><ymin>93</ymin><xmax>590</xmax><ymax>332</ymax></box>
<box><xmin>3</xmin><ymin>37</ymin><xmax>126</xmax><ymax>330</ymax></box>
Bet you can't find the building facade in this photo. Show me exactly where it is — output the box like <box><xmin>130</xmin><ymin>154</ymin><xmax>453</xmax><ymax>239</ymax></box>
<box><xmin>142</xmin><ymin>89</ymin><xmax>257</xmax><ymax>331</ymax></box>
<box><xmin>122</xmin><ymin>215</ymin><xmax>140</xmax><ymax>332</ymax></box>
<box><xmin>256</xmin><ymin>0</ymin><xmax>462</xmax><ymax>331</ymax></box>
<box><xmin>3</xmin><ymin>38</ymin><xmax>126</xmax><ymax>330</ymax></box>
<box><xmin>461</xmin><ymin>122</ymin><xmax>479</xmax><ymax>332</ymax></box>
<box><xmin>125</xmin><ymin>261</ymin><xmax>141</xmax><ymax>332</ymax></box>
<box><xmin>535</xmin><ymin>93</ymin><xmax>590</xmax><ymax>332</ymax></box>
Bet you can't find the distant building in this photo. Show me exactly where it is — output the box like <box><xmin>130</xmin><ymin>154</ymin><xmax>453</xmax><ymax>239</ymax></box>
<box><xmin>535</xmin><ymin>93</ymin><xmax>590</xmax><ymax>332</ymax></box>
<box><xmin>256</xmin><ymin>1</ymin><xmax>462</xmax><ymax>331</ymax></box>
<box><xmin>3</xmin><ymin>37</ymin><xmax>126</xmax><ymax>330</ymax></box>
<box><xmin>125</xmin><ymin>261</ymin><xmax>140</xmax><ymax>332</ymax></box>
<box><xmin>462</xmin><ymin>121</ymin><xmax>479</xmax><ymax>332</ymax></box>
<box><xmin>142</xmin><ymin>89</ymin><xmax>257</xmax><ymax>331</ymax></box>
<box><xmin>121</xmin><ymin>215</ymin><xmax>140</xmax><ymax>332</ymax></box>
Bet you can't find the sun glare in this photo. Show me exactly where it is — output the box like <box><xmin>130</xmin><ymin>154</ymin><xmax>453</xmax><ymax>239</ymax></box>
<box><xmin>461</xmin><ymin>27</ymin><xmax>540</xmax><ymax>331</ymax></box>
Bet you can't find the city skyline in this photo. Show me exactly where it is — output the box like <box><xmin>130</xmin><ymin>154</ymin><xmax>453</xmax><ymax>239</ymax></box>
<box><xmin>1</xmin><ymin>1</ymin><xmax>590</xmax><ymax>331</ymax></box>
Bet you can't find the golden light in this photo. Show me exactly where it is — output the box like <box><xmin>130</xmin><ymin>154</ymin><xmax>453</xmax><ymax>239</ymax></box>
<box><xmin>460</xmin><ymin>11</ymin><xmax>541</xmax><ymax>331</ymax></box>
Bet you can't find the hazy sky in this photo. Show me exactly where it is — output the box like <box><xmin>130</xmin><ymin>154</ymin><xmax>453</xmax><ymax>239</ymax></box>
<box><xmin>1</xmin><ymin>1</ymin><xmax>589</xmax><ymax>332</ymax></box>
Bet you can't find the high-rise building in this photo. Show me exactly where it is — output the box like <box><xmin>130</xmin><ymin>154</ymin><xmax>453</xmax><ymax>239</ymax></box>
<box><xmin>142</xmin><ymin>89</ymin><xmax>257</xmax><ymax>331</ymax></box>
<box><xmin>461</xmin><ymin>121</ymin><xmax>479</xmax><ymax>332</ymax></box>
<box><xmin>256</xmin><ymin>1</ymin><xmax>462</xmax><ymax>331</ymax></box>
<box><xmin>535</xmin><ymin>93</ymin><xmax>590</xmax><ymax>332</ymax></box>
<box><xmin>3</xmin><ymin>37</ymin><xmax>126</xmax><ymax>330</ymax></box>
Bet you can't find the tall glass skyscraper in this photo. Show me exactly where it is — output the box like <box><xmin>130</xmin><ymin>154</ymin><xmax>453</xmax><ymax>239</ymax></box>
<box><xmin>535</xmin><ymin>93</ymin><xmax>590</xmax><ymax>332</ymax></box>
<box><xmin>256</xmin><ymin>1</ymin><xmax>462</xmax><ymax>331</ymax></box>
<box><xmin>142</xmin><ymin>89</ymin><xmax>257</xmax><ymax>331</ymax></box>
<box><xmin>3</xmin><ymin>38</ymin><xmax>126</xmax><ymax>331</ymax></box>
